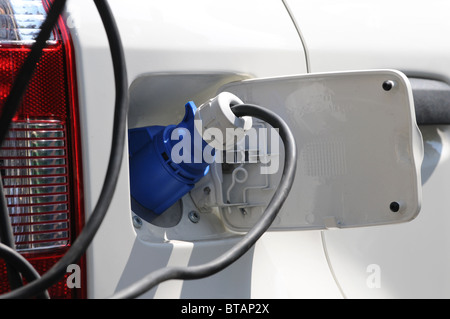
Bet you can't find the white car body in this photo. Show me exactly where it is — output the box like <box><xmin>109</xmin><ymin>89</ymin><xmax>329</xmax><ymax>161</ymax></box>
<box><xmin>64</xmin><ymin>0</ymin><xmax>450</xmax><ymax>298</ymax></box>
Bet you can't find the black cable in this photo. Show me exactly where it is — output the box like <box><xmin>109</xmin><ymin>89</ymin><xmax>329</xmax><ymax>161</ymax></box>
<box><xmin>110</xmin><ymin>103</ymin><xmax>297</xmax><ymax>299</ymax></box>
<box><xmin>0</xmin><ymin>0</ymin><xmax>296</xmax><ymax>300</ymax></box>
<box><xmin>0</xmin><ymin>243</ymin><xmax>49</xmax><ymax>299</ymax></box>
<box><xmin>0</xmin><ymin>178</ymin><xmax>24</xmax><ymax>291</ymax></box>
<box><xmin>0</xmin><ymin>0</ymin><xmax>129</xmax><ymax>299</ymax></box>
<box><xmin>0</xmin><ymin>0</ymin><xmax>67</xmax><ymax>298</ymax></box>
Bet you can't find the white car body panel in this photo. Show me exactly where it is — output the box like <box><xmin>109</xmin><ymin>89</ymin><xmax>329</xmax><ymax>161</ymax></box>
<box><xmin>286</xmin><ymin>0</ymin><xmax>450</xmax><ymax>298</ymax></box>
<box><xmin>285</xmin><ymin>0</ymin><xmax>450</xmax><ymax>75</ymax></box>
<box><xmin>64</xmin><ymin>0</ymin><xmax>450</xmax><ymax>298</ymax></box>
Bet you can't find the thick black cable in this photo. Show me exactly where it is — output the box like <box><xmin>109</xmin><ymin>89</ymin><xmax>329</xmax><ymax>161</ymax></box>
<box><xmin>0</xmin><ymin>178</ymin><xmax>24</xmax><ymax>291</ymax></box>
<box><xmin>0</xmin><ymin>0</ymin><xmax>66</xmax><ymax>298</ymax></box>
<box><xmin>0</xmin><ymin>243</ymin><xmax>50</xmax><ymax>299</ymax></box>
<box><xmin>0</xmin><ymin>0</ymin><xmax>129</xmax><ymax>299</ymax></box>
<box><xmin>110</xmin><ymin>103</ymin><xmax>297</xmax><ymax>299</ymax></box>
<box><xmin>0</xmin><ymin>0</ymin><xmax>296</xmax><ymax>299</ymax></box>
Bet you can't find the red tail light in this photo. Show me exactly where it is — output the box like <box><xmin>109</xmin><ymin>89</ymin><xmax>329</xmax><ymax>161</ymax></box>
<box><xmin>0</xmin><ymin>0</ymin><xmax>85</xmax><ymax>298</ymax></box>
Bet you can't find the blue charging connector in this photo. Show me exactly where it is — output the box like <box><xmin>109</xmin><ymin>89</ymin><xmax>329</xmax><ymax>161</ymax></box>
<box><xmin>128</xmin><ymin>92</ymin><xmax>252</xmax><ymax>220</ymax></box>
<box><xmin>128</xmin><ymin>101</ymin><xmax>212</xmax><ymax>215</ymax></box>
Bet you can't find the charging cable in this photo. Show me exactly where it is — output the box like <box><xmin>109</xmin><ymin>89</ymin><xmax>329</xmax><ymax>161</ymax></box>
<box><xmin>111</xmin><ymin>103</ymin><xmax>297</xmax><ymax>299</ymax></box>
<box><xmin>0</xmin><ymin>0</ymin><xmax>129</xmax><ymax>299</ymax></box>
<box><xmin>0</xmin><ymin>0</ymin><xmax>297</xmax><ymax>299</ymax></box>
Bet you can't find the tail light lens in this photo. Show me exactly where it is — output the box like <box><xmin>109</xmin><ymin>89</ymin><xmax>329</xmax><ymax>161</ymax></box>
<box><xmin>0</xmin><ymin>0</ymin><xmax>85</xmax><ymax>298</ymax></box>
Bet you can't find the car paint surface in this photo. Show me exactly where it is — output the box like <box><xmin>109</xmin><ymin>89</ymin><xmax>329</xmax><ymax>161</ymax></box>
<box><xmin>65</xmin><ymin>0</ymin><xmax>450</xmax><ymax>298</ymax></box>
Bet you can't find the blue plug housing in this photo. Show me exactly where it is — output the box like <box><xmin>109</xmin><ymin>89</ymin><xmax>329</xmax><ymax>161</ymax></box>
<box><xmin>128</xmin><ymin>101</ymin><xmax>212</xmax><ymax>215</ymax></box>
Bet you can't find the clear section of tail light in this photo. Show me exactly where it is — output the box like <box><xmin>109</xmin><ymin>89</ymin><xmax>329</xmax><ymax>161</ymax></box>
<box><xmin>1</xmin><ymin>120</ymin><xmax>70</xmax><ymax>251</ymax></box>
<box><xmin>0</xmin><ymin>0</ymin><xmax>55</xmax><ymax>44</ymax></box>
<box><xmin>0</xmin><ymin>0</ymin><xmax>85</xmax><ymax>298</ymax></box>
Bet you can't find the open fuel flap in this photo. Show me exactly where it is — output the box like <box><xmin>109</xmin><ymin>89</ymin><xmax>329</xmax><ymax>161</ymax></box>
<box><xmin>189</xmin><ymin>70</ymin><xmax>423</xmax><ymax>231</ymax></box>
